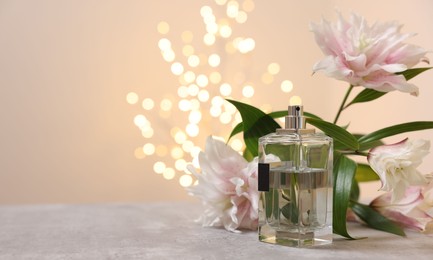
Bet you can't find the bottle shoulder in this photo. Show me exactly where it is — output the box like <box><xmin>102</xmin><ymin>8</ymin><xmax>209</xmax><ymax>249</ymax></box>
<box><xmin>259</xmin><ymin>131</ymin><xmax>333</xmax><ymax>144</ymax></box>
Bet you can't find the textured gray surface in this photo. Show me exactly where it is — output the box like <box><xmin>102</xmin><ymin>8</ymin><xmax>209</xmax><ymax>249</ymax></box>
<box><xmin>0</xmin><ymin>202</ymin><xmax>432</xmax><ymax>259</ymax></box>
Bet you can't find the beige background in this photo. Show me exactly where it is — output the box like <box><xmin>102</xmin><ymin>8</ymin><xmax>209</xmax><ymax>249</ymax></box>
<box><xmin>1</xmin><ymin>0</ymin><xmax>432</xmax><ymax>205</ymax></box>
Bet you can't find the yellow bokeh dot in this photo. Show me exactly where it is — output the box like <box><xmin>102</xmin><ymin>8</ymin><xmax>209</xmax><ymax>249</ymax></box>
<box><xmin>188</xmin><ymin>55</ymin><xmax>200</xmax><ymax>67</ymax></box>
<box><xmin>242</xmin><ymin>85</ymin><xmax>255</xmax><ymax>98</ymax></box>
<box><xmin>157</xmin><ymin>21</ymin><xmax>170</xmax><ymax>34</ymax></box>
<box><xmin>209</xmin><ymin>71</ymin><xmax>221</xmax><ymax>84</ymax></box>
<box><xmin>235</xmin><ymin>11</ymin><xmax>248</xmax><ymax>24</ymax></box>
<box><xmin>219</xmin><ymin>25</ymin><xmax>232</xmax><ymax>38</ymax></box>
<box><xmin>230</xmin><ymin>138</ymin><xmax>244</xmax><ymax>152</ymax></box>
<box><xmin>174</xmin><ymin>131</ymin><xmax>187</xmax><ymax>144</ymax></box>
<box><xmin>268</xmin><ymin>63</ymin><xmax>280</xmax><ymax>75</ymax></box>
<box><xmin>179</xmin><ymin>174</ymin><xmax>193</xmax><ymax>187</ymax></box>
<box><xmin>215</xmin><ymin>0</ymin><xmax>227</xmax><ymax>5</ymax></box>
<box><xmin>143</xmin><ymin>143</ymin><xmax>155</xmax><ymax>155</ymax></box>
<box><xmin>126</xmin><ymin>92</ymin><xmax>139</xmax><ymax>105</ymax></box>
<box><xmin>158</xmin><ymin>38</ymin><xmax>171</xmax><ymax>51</ymax></box>
<box><xmin>186</xmin><ymin>124</ymin><xmax>199</xmax><ymax>137</ymax></box>
<box><xmin>163</xmin><ymin>167</ymin><xmax>176</xmax><ymax>180</ymax></box>
<box><xmin>181</xmin><ymin>30</ymin><xmax>193</xmax><ymax>43</ymax></box>
<box><xmin>160</xmin><ymin>99</ymin><xmax>173</xmax><ymax>111</ymax></box>
<box><xmin>171</xmin><ymin>62</ymin><xmax>184</xmax><ymax>75</ymax></box>
<box><xmin>142</xmin><ymin>98</ymin><xmax>154</xmax><ymax>110</ymax></box>
<box><xmin>171</xmin><ymin>146</ymin><xmax>184</xmax><ymax>159</ymax></box>
<box><xmin>281</xmin><ymin>80</ymin><xmax>294</xmax><ymax>93</ymax></box>
<box><xmin>196</xmin><ymin>74</ymin><xmax>209</xmax><ymax>87</ymax></box>
<box><xmin>134</xmin><ymin>147</ymin><xmax>145</xmax><ymax>159</ymax></box>
<box><xmin>242</xmin><ymin>0</ymin><xmax>255</xmax><ymax>12</ymax></box>
<box><xmin>261</xmin><ymin>72</ymin><xmax>274</xmax><ymax>84</ymax></box>
<box><xmin>182</xmin><ymin>45</ymin><xmax>194</xmax><ymax>56</ymax></box>
<box><xmin>198</xmin><ymin>89</ymin><xmax>210</xmax><ymax>102</ymax></box>
<box><xmin>208</xmin><ymin>54</ymin><xmax>221</xmax><ymax>67</ymax></box>
<box><xmin>153</xmin><ymin>161</ymin><xmax>166</xmax><ymax>174</ymax></box>
<box><xmin>203</xmin><ymin>33</ymin><xmax>216</xmax><ymax>46</ymax></box>
<box><xmin>289</xmin><ymin>95</ymin><xmax>302</xmax><ymax>106</ymax></box>
<box><xmin>175</xmin><ymin>159</ymin><xmax>187</xmax><ymax>171</ymax></box>
<box><xmin>220</xmin><ymin>83</ymin><xmax>232</xmax><ymax>96</ymax></box>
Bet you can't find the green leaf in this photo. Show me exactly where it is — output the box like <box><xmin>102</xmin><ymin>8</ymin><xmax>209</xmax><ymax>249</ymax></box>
<box><xmin>228</xmin><ymin>122</ymin><xmax>244</xmax><ymax>141</ymax></box>
<box><xmin>350</xmin><ymin>179</ymin><xmax>360</xmax><ymax>202</ymax></box>
<box><xmin>268</xmin><ymin>110</ymin><xmax>287</xmax><ymax>118</ymax></box>
<box><xmin>397</xmin><ymin>67</ymin><xmax>432</xmax><ymax>80</ymax></box>
<box><xmin>226</xmin><ymin>99</ymin><xmax>280</xmax><ymax>157</ymax></box>
<box><xmin>358</xmin><ymin>121</ymin><xmax>433</xmax><ymax>145</ymax></box>
<box><xmin>350</xmin><ymin>201</ymin><xmax>406</xmax><ymax>237</ymax></box>
<box><xmin>346</xmin><ymin>89</ymin><xmax>387</xmax><ymax>108</ymax></box>
<box><xmin>333</xmin><ymin>153</ymin><xmax>357</xmax><ymax>239</ymax></box>
<box><xmin>355</xmin><ymin>163</ymin><xmax>380</xmax><ymax>182</ymax></box>
<box><xmin>355</xmin><ymin>134</ymin><xmax>385</xmax><ymax>151</ymax></box>
<box><xmin>307</xmin><ymin>118</ymin><xmax>359</xmax><ymax>151</ymax></box>
<box><xmin>242</xmin><ymin>147</ymin><xmax>255</xmax><ymax>161</ymax></box>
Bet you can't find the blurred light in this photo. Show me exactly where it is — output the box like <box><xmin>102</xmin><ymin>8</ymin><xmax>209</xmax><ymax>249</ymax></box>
<box><xmin>238</xmin><ymin>38</ymin><xmax>255</xmax><ymax>53</ymax></box>
<box><xmin>190</xmin><ymin>99</ymin><xmax>200</xmax><ymax>110</ymax></box>
<box><xmin>219</xmin><ymin>83</ymin><xmax>232</xmax><ymax>96</ymax></box>
<box><xmin>141</xmin><ymin>128</ymin><xmax>154</xmax><ymax>138</ymax></box>
<box><xmin>175</xmin><ymin>159</ymin><xmax>187</xmax><ymax>171</ymax></box>
<box><xmin>171</xmin><ymin>147</ymin><xmax>184</xmax><ymax>159</ymax></box>
<box><xmin>181</xmin><ymin>31</ymin><xmax>193</xmax><ymax>43</ymax></box>
<box><xmin>242</xmin><ymin>85</ymin><xmax>255</xmax><ymax>98</ymax></box>
<box><xmin>174</xmin><ymin>131</ymin><xmax>187</xmax><ymax>144</ymax></box>
<box><xmin>182</xmin><ymin>140</ymin><xmax>194</xmax><ymax>152</ymax></box>
<box><xmin>186</xmin><ymin>124</ymin><xmax>199</xmax><ymax>137</ymax></box>
<box><xmin>289</xmin><ymin>96</ymin><xmax>302</xmax><ymax>106</ymax></box>
<box><xmin>261</xmin><ymin>72</ymin><xmax>274</xmax><ymax>84</ymax></box>
<box><xmin>215</xmin><ymin>0</ymin><xmax>227</xmax><ymax>5</ymax></box>
<box><xmin>206</xmin><ymin>23</ymin><xmax>219</xmax><ymax>34</ymax></box>
<box><xmin>209</xmin><ymin>71</ymin><xmax>222</xmax><ymax>84</ymax></box>
<box><xmin>200</xmin><ymin>6</ymin><xmax>213</xmax><ymax>17</ymax></box>
<box><xmin>196</xmin><ymin>74</ymin><xmax>209</xmax><ymax>87</ymax></box>
<box><xmin>268</xmin><ymin>63</ymin><xmax>280</xmax><ymax>75</ymax></box>
<box><xmin>177</xmin><ymin>86</ymin><xmax>189</xmax><ymax>98</ymax></box>
<box><xmin>157</xmin><ymin>21</ymin><xmax>170</xmax><ymax>34</ymax></box>
<box><xmin>163</xmin><ymin>167</ymin><xmax>176</xmax><ymax>180</ymax></box>
<box><xmin>211</xmin><ymin>96</ymin><xmax>224</xmax><ymax>107</ymax></box>
<box><xmin>281</xmin><ymin>80</ymin><xmax>293</xmax><ymax>93</ymax></box>
<box><xmin>204</xmin><ymin>33</ymin><xmax>216</xmax><ymax>46</ymax></box>
<box><xmin>178</xmin><ymin>99</ymin><xmax>192</xmax><ymax>111</ymax></box>
<box><xmin>227</xmin><ymin>1</ymin><xmax>239</xmax><ymax>18</ymax></box>
<box><xmin>158</xmin><ymin>38</ymin><xmax>171</xmax><ymax>50</ymax></box>
<box><xmin>156</xmin><ymin>145</ymin><xmax>168</xmax><ymax>156</ymax></box>
<box><xmin>235</xmin><ymin>11</ymin><xmax>248</xmax><ymax>23</ymax></box>
<box><xmin>188</xmin><ymin>55</ymin><xmax>200</xmax><ymax>67</ymax></box>
<box><xmin>210</xmin><ymin>106</ymin><xmax>222</xmax><ymax>117</ymax></box>
<box><xmin>230</xmin><ymin>138</ymin><xmax>243</xmax><ymax>151</ymax></box>
<box><xmin>171</xmin><ymin>62</ymin><xmax>184</xmax><ymax>75</ymax></box>
<box><xmin>179</xmin><ymin>174</ymin><xmax>193</xmax><ymax>187</ymax></box>
<box><xmin>190</xmin><ymin>146</ymin><xmax>202</xmax><ymax>158</ymax></box>
<box><xmin>242</xmin><ymin>0</ymin><xmax>255</xmax><ymax>12</ymax></box>
<box><xmin>187</xmin><ymin>84</ymin><xmax>199</xmax><ymax>96</ymax></box>
<box><xmin>198</xmin><ymin>89</ymin><xmax>210</xmax><ymax>102</ymax></box>
<box><xmin>183</xmin><ymin>71</ymin><xmax>196</xmax><ymax>83</ymax></box>
<box><xmin>219</xmin><ymin>112</ymin><xmax>232</xmax><ymax>124</ymax></box>
<box><xmin>153</xmin><ymin>161</ymin><xmax>166</xmax><ymax>174</ymax></box>
<box><xmin>134</xmin><ymin>147</ymin><xmax>145</xmax><ymax>159</ymax></box>
<box><xmin>126</xmin><ymin>92</ymin><xmax>139</xmax><ymax>105</ymax></box>
<box><xmin>225</xmin><ymin>41</ymin><xmax>236</xmax><ymax>54</ymax></box>
<box><xmin>134</xmin><ymin>115</ymin><xmax>148</xmax><ymax>128</ymax></box>
<box><xmin>219</xmin><ymin>25</ymin><xmax>232</xmax><ymax>38</ymax></box>
<box><xmin>162</xmin><ymin>50</ymin><xmax>175</xmax><ymax>62</ymax></box>
<box><xmin>189</xmin><ymin>110</ymin><xmax>202</xmax><ymax>124</ymax></box>
<box><xmin>143</xmin><ymin>143</ymin><xmax>156</xmax><ymax>155</ymax></box>
<box><xmin>142</xmin><ymin>98</ymin><xmax>155</xmax><ymax>110</ymax></box>
<box><xmin>208</xmin><ymin>54</ymin><xmax>221</xmax><ymax>67</ymax></box>
<box><xmin>182</xmin><ymin>45</ymin><xmax>194</xmax><ymax>56</ymax></box>
<box><xmin>160</xmin><ymin>99</ymin><xmax>173</xmax><ymax>111</ymax></box>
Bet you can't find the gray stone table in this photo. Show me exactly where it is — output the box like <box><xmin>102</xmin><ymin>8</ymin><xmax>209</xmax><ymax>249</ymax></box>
<box><xmin>0</xmin><ymin>202</ymin><xmax>432</xmax><ymax>259</ymax></box>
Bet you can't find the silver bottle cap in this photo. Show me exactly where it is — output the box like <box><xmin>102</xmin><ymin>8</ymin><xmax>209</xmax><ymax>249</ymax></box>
<box><xmin>285</xmin><ymin>105</ymin><xmax>306</xmax><ymax>129</ymax></box>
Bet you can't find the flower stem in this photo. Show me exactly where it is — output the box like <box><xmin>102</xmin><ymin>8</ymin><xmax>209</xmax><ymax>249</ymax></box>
<box><xmin>333</xmin><ymin>85</ymin><xmax>354</xmax><ymax>124</ymax></box>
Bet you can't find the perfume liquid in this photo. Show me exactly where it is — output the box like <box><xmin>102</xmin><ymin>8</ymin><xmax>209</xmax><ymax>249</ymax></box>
<box><xmin>258</xmin><ymin>105</ymin><xmax>333</xmax><ymax>247</ymax></box>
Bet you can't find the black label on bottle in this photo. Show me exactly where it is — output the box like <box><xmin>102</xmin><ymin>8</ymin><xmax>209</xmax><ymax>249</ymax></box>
<box><xmin>258</xmin><ymin>163</ymin><xmax>270</xmax><ymax>191</ymax></box>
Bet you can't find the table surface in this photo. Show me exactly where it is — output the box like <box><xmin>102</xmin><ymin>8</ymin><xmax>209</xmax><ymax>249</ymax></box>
<box><xmin>0</xmin><ymin>202</ymin><xmax>432</xmax><ymax>259</ymax></box>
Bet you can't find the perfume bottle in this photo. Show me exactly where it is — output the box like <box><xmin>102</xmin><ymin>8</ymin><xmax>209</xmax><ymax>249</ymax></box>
<box><xmin>258</xmin><ymin>104</ymin><xmax>333</xmax><ymax>247</ymax></box>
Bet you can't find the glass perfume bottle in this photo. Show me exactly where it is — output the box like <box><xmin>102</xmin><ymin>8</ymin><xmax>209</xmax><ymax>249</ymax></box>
<box><xmin>258</xmin><ymin>104</ymin><xmax>333</xmax><ymax>247</ymax></box>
